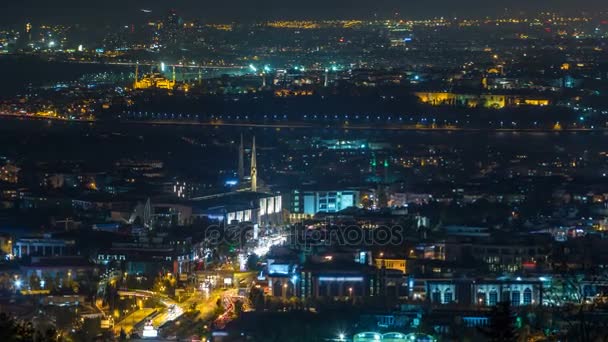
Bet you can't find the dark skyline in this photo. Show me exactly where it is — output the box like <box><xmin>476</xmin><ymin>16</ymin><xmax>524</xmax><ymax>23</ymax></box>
<box><xmin>3</xmin><ymin>0</ymin><xmax>606</xmax><ymax>25</ymax></box>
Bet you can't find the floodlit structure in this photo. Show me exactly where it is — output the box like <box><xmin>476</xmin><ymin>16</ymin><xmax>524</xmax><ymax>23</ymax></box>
<box><xmin>250</xmin><ymin>136</ymin><xmax>257</xmax><ymax>192</ymax></box>
<box><xmin>426</xmin><ymin>278</ymin><xmax>543</xmax><ymax>306</ymax></box>
<box><xmin>133</xmin><ymin>63</ymin><xmax>176</xmax><ymax>90</ymax></box>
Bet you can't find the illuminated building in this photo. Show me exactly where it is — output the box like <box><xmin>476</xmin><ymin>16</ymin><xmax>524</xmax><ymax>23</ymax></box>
<box><xmin>192</xmin><ymin>192</ymin><xmax>283</xmax><ymax>227</ymax></box>
<box><xmin>13</xmin><ymin>237</ymin><xmax>75</xmax><ymax>258</ymax></box>
<box><xmin>274</xmin><ymin>89</ymin><xmax>313</xmax><ymax>97</ymax></box>
<box><xmin>523</xmin><ymin>99</ymin><xmax>550</xmax><ymax>106</ymax></box>
<box><xmin>415</xmin><ymin>92</ymin><xmax>550</xmax><ymax>108</ymax></box>
<box><xmin>288</xmin><ymin>189</ymin><xmax>359</xmax><ymax>215</ymax></box>
<box><xmin>133</xmin><ymin>63</ymin><xmax>176</xmax><ymax>90</ymax></box>
<box><xmin>0</xmin><ymin>162</ymin><xmax>20</xmax><ymax>183</ymax></box>
<box><xmin>160</xmin><ymin>9</ymin><xmax>182</xmax><ymax>49</ymax></box>
<box><xmin>374</xmin><ymin>258</ymin><xmax>407</xmax><ymax>273</ymax></box>
<box><xmin>297</xmin><ymin>261</ymin><xmax>378</xmax><ymax>299</ymax></box>
<box><xmin>426</xmin><ymin>278</ymin><xmax>543</xmax><ymax>306</ymax></box>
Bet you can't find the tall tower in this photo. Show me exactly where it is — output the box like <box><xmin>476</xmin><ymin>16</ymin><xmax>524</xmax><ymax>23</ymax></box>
<box><xmin>238</xmin><ymin>133</ymin><xmax>244</xmax><ymax>181</ymax></box>
<box><xmin>143</xmin><ymin>197</ymin><xmax>153</xmax><ymax>230</ymax></box>
<box><xmin>25</xmin><ymin>22</ymin><xmax>32</xmax><ymax>43</ymax></box>
<box><xmin>250</xmin><ymin>136</ymin><xmax>257</xmax><ymax>192</ymax></box>
<box><xmin>134</xmin><ymin>62</ymin><xmax>139</xmax><ymax>88</ymax></box>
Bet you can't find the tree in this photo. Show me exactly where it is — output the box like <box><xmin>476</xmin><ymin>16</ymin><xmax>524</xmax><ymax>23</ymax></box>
<box><xmin>544</xmin><ymin>274</ymin><xmax>608</xmax><ymax>342</ymax></box>
<box><xmin>246</xmin><ymin>254</ymin><xmax>260</xmax><ymax>271</ymax></box>
<box><xmin>480</xmin><ymin>301</ymin><xmax>519</xmax><ymax>342</ymax></box>
<box><xmin>249</xmin><ymin>287</ymin><xmax>265</xmax><ymax>310</ymax></box>
<box><xmin>0</xmin><ymin>312</ymin><xmax>58</xmax><ymax>342</ymax></box>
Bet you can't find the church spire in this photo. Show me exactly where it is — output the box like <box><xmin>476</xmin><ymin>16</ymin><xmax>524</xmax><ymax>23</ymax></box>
<box><xmin>238</xmin><ymin>133</ymin><xmax>244</xmax><ymax>181</ymax></box>
<box><xmin>250</xmin><ymin>136</ymin><xmax>257</xmax><ymax>192</ymax></box>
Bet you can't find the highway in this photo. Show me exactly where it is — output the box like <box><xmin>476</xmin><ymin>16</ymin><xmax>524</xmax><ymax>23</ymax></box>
<box><xmin>110</xmin><ymin>289</ymin><xmax>183</xmax><ymax>337</ymax></box>
<box><xmin>113</xmin><ymin>308</ymin><xmax>156</xmax><ymax>335</ymax></box>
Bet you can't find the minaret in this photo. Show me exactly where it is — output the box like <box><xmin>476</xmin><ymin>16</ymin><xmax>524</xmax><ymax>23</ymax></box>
<box><xmin>250</xmin><ymin>136</ymin><xmax>257</xmax><ymax>192</ymax></box>
<box><xmin>238</xmin><ymin>133</ymin><xmax>244</xmax><ymax>181</ymax></box>
<box><xmin>172</xmin><ymin>66</ymin><xmax>176</xmax><ymax>84</ymax></box>
<box><xmin>134</xmin><ymin>62</ymin><xmax>139</xmax><ymax>88</ymax></box>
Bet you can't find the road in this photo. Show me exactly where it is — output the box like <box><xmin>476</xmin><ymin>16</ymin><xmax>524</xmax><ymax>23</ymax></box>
<box><xmin>213</xmin><ymin>289</ymin><xmax>253</xmax><ymax>329</ymax></box>
<box><xmin>113</xmin><ymin>308</ymin><xmax>156</xmax><ymax>334</ymax></box>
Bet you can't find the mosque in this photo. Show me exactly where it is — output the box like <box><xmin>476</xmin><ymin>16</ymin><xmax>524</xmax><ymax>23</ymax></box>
<box><xmin>132</xmin><ymin>63</ymin><xmax>177</xmax><ymax>90</ymax></box>
<box><xmin>189</xmin><ymin>135</ymin><xmax>283</xmax><ymax>228</ymax></box>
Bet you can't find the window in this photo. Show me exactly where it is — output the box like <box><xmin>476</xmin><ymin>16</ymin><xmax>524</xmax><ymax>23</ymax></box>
<box><xmin>512</xmin><ymin>291</ymin><xmax>520</xmax><ymax>306</ymax></box>
<box><xmin>432</xmin><ymin>290</ymin><xmax>441</xmax><ymax>303</ymax></box>
<box><xmin>523</xmin><ymin>288</ymin><xmax>532</xmax><ymax>305</ymax></box>
<box><xmin>489</xmin><ymin>291</ymin><xmax>498</xmax><ymax>306</ymax></box>
<box><xmin>444</xmin><ymin>289</ymin><xmax>453</xmax><ymax>303</ymax></box>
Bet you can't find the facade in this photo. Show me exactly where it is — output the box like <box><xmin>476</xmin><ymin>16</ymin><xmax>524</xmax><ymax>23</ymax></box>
<box><xmin>471</xmin><ymin>243</ymin><xmax>548</xmax><ymax>272</ymax></box>
<box><xmin>96</xmin><ymin>239</ymin><xmax>192</xmax><ymax>275</ymax></box>
<box><xmin>197</xmin><ymin>193</ymin><xmax>283</xmax><ymax>227</ymax></box>
<box><xmin>374</xmin><ymin>258</ymin><xmax>407</xmax><ymax>273</ymax></box>
<box><xmin>427</xmin><ymin>278</ymin><xmax>543</xmax><ymax>306</ymax></box>
<box><xmin>415</xmin><ymin>92</ymin><xmax>550</xmax><ymax>108</ymax></box>
<box><xmin>20</xmin><ymin>256</ymin><xmax>98</xmax><ymax>285</ymax></box>
<box><xmin>13</xmin><ymin>237</ymin><xmax>75</xmax><ymax>258</ymax></box>
<box><xmin>290</xmin><ymin>189</ymin><xmax>359</xmax><ymax>215</ymax></box>
<box><xmin>298</xmin><ymin>262</ymin><xmax>378</xmax><ymax>299</ymax></box>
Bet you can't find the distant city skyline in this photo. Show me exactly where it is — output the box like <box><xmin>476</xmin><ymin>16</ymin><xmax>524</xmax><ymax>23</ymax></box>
<box><xmin>2</xmin><ymin>0</ymin><xmax>606</xmax><ymax>25</ymax></box>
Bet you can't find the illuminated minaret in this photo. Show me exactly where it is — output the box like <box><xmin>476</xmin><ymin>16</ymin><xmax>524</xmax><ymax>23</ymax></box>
<box><xmin>134</xmin><ymin>62</ymin><xmax>139</xmax><ymax>88</ymax></box>
<box><xmin>250</xmin><ymin>136</ymin><xmax>257</xmax><ymax>192</ymax></box>
<box><xmin>25</xmin><ymin>23</ymin><xmax>32</xmax><ymax>42</ymax></box>
<box><xmin>238</xmin><ymin>133</ymin><xmax>244</xmax><ymax>181</ymax></box>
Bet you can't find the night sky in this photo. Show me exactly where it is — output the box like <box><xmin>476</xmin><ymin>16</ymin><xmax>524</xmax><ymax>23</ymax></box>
<box><xmin>3</xmin><ymin>0</ymin><xmax>605</xmax><ymax>25</ymax></box>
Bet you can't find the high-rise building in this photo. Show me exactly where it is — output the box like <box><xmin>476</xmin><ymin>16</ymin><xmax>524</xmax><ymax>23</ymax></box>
<box><xmin>161</xmin><ymin>9</ymin><xmax>182</xmax><ymax>49</ymax></box>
